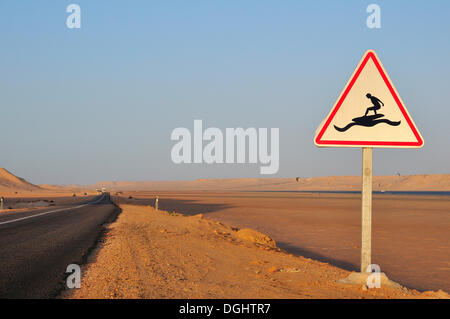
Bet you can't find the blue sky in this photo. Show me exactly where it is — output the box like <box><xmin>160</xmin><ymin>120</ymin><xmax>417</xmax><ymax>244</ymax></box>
<box><xmin>0</xmin><ymin>1</ymin><xmax>449</xmax><ymax>184</ymax></box>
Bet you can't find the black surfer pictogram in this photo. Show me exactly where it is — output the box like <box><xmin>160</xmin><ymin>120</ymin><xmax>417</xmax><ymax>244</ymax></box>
<box><xmin>334</xmin><ymin>93</ymin><xmax>401</xmax><ymax>132</ymax></box>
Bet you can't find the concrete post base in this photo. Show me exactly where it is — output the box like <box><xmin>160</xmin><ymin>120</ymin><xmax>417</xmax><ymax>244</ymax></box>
<box><xmin>337</xmin><ymin>272</ymin><xmax>402</xmax><ymax>289</ymax></box>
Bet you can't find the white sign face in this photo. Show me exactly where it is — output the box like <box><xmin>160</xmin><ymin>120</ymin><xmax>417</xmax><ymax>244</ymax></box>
<box><xmin>314</xmin><ymin>50</ymin><xmax>424</xmax><ymax>148</ymax></box>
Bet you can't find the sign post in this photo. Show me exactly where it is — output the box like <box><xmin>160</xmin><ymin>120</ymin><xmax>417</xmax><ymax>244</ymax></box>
<box><xmin>361</xmin><ymin>147</ymin><xmax>372</xmax><ymax>273</ymax></box>
<box><xmin>314</xmin><ymin>50</ymin><xmax>423</xmax><ymax>285</ymax></box>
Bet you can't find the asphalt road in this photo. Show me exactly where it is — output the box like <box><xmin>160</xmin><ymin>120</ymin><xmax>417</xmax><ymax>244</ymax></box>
<box><xmin>0</xmin><ymin>194</ymin><xmax>120</xmax><ymax>298</ymax></box>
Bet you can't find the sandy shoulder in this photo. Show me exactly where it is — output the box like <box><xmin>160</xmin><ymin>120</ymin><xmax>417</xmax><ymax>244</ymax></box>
<box><xmin>65</xmin><ymin>204</ymin><xmax>446</xmax><ymax>299</ymax></box>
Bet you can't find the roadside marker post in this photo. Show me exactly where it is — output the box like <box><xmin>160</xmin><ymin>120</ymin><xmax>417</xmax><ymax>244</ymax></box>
<box><xmin>314</xmin><ymin>50</ymin><xmax>423</xmax><ymax>285</ymax></box>
<box><xmin>0</xmin><ymin>197</ymin><xmax>4</xmax><ymax>210</ymax></box>
<box><xmin>155</xmin><ymin>196</ymin><xmax>159</xmax><ymax>211</ymax></box>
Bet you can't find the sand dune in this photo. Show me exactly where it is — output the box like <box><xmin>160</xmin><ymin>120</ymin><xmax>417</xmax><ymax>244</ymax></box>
<box><xmin>0</xmin><ymin>168</ymin><xmax>42</xmax><ymax>194</ymax></box>
<box><xmin>0</xmin><ymin>168</ymin><xmax>95</xmax><ymax>198</ymax></box>
<box><xmin>1</xmin><ymin>166</ymin><xmax>449</xmax><ymax>194</ymax></box>
<box><xmin>88</xmin><ymin>174</ymin><xmax>450</xmax><ymax>192</ymax></box>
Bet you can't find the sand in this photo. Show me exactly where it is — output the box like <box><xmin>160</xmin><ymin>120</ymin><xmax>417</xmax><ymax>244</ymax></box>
<box><xmin>0</xmin><ymin>168</ymin><xmax>96</xmax><ymax>201</ymax></box>
<box><xmin>86</xmin><ymin>174</ymin><xmax>450</xmax><ymax>192</ymax></box>
<box><xmin>2</xmin><ymin>167</ymin><xmax>448</xmax><ymax>297</ymax></box>
<box><xmin>113</xmin><ymin>191</ymin><xmax>450</xmax><ymax>293</ymax></box>
<box><xmin>66</xmin><ymin>204</ymin><xmax>448</xmax><ymax>299</ymax></box>
<box><xmin>0</xmin><ymin>168</ymin><xmax>42</xmax><ymax>194</ymax></box>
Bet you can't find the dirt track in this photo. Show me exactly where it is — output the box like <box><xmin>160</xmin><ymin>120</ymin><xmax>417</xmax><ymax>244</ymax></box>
<box><xmin>115</xmin><ymin>191</ymin><xmax>450</xmax><ymax>293</ymax></box>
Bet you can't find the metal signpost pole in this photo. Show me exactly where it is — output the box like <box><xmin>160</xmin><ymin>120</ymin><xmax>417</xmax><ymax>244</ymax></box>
<box><xmin>361</xmin><ymin>147</ymin><xmax>373</xmax><ymax>273</ymax></box>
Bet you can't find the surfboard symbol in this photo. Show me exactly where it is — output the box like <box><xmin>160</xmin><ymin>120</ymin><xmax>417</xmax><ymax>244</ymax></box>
<box><xmin>334</xmin><ymin>114</ymin><xmax>401</xmax><ymax>132</ymax></box>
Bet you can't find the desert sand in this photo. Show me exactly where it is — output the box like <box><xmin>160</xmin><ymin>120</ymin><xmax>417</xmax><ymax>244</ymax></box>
<box><xmin>1</xmin><ymin>167</ymin><xmax>448</xmax><ymax>298</ymax></box>
<box><xmin>0</xmin><ymin>168</ymin><xmax>42</xmax><ymax>195</ymax></box>
<box><xmin>66</xmin><ymin>204</ymin><xmax>447</xmax><ymax>299</ymax></box>
<box><xmin>87</xmin><ymin>174</ymin><xmax>450</xmax><ymax>192</ymax></box>
<box><xmin>112</xmin><ymin>191</ymin><xmax>450</xmax><ymax>293</ymax></box>
<box><xmin>5</xmin><ymin>164</ymin><xmax>448</xmax><ymax>194</ymax></box>
<box><xmin>0</xmin><ymin>168</ymin><xmax>99</xmax><ymax>211</ymax></box>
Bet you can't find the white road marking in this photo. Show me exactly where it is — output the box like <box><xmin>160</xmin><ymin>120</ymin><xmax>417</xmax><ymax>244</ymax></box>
<box><xmin>0</xmin><ymin>195</ymin><xmax>105</xmax><ymax>226</ymax></box>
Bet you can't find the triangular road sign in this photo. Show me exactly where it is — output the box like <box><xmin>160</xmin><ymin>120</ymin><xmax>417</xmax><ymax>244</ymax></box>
<box><xmin>314</xmin><ymin>50</ymin><xmax>424</xmax><ymax>148</ymax></box>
